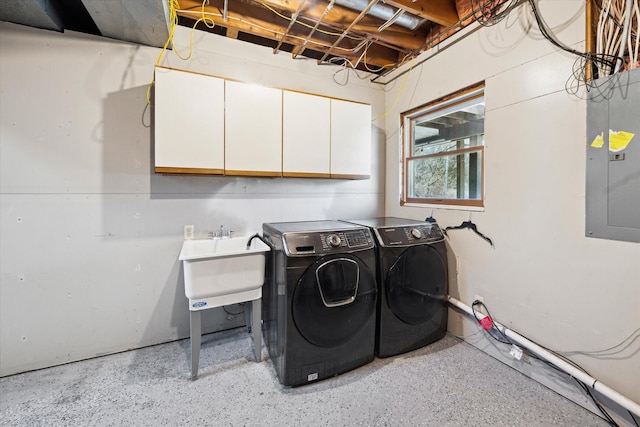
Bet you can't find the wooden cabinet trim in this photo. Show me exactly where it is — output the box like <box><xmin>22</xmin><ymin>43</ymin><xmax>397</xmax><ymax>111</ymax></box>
<box><xmin>330</xmin><ymin>173</ymin><xmax>370</xmax><ymax>180</ymax></box>
<box><xmin>224</xmin><ymin>170</ymin><xmax>282</xmax><ymax>177</ymax></box>
<box><xmin>155</xmin><ymin>167</ymin><xmax>224</xmax><ymax>175</ymax></box>
<box><xmin>283</xmin><ymin>172</ymin><xmax>332</xmax><ymax>179</ymax></box>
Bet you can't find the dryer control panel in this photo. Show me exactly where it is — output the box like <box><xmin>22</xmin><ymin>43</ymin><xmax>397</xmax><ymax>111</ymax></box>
<box><xmin>282</xmin><ymin>229</ymin><xmax>374</xmax><ymax>256</ymax></box>
<box><xmin>374</xmin><ymin>224</ymin><xmax>444</xmax><ymax>247</ymax></box>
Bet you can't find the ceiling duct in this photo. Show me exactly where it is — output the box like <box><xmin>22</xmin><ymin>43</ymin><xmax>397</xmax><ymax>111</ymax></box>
<box><xmin>334</xmin><ymin>0</ymin><xmax>425</xmax><ymax>30</ymax></box>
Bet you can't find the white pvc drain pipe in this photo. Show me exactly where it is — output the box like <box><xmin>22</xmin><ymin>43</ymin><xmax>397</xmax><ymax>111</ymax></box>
<box><xmin>448</xmin><ymin>296</ymin><xmax>640</xmax><ymax>416</ymax></box>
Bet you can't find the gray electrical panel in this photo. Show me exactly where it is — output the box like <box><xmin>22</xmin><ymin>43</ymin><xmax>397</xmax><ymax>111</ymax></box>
<box><xmin>586</xmin><ymin>67</ymin><xmax>640</xmax><ymax>243</ymax></box>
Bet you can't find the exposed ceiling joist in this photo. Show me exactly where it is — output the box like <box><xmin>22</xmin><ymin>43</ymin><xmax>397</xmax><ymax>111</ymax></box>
<box><xmin>383</xmin><ymin>0</ymin><xmax>459</xmax><ymax>27</ymax></box>
<box><xmin>259</xmin><ymin>0</ymin><xmax>429</xmax><ymax>50</ymax></box>
<box><xmin>176</xmin><ymin>0</ymin><xmax>406</xmax><ymax>68</ymax></box>
<box><xmin>315</xmin><ymin>0</ymin><xmax>378</xmax><ymax>64</ymax></box>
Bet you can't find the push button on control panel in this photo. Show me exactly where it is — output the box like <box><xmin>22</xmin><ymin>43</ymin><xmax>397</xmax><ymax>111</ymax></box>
<box><xmin>428</xmin><ymin>225</ymin><xmax>444</xmax><ymax>240</ymax></box>
<box><xmin>345</xmin><ymin>230</ymin><xmax>371</xmax><ymax>247</ymax></box>
<box><xmin>319</xmin><ymin>230</ymin><xmax>374</xmax><ymax>251</ymax></box>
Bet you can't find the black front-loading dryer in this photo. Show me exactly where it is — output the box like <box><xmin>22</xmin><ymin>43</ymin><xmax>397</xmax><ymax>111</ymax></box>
<box><xmin>343</xmin><ymin>217</ymin><xmax>448</xmax><ymax>358</ymax></box>
<box><xmin>262</xmin><ymin>220</ymin><xmax>377</xmax><ymax>387</ymax></box>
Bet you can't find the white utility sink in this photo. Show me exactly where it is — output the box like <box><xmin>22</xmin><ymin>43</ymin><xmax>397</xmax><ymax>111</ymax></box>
<box><xmin>179</xmin><ymin>234</ymin><xmax>271</xmax><ymax>379</ymax></box>
<box><xmin>179</xmin><ymin>235</ymin><xmax>270</xmax><ymax>310</ymax></box>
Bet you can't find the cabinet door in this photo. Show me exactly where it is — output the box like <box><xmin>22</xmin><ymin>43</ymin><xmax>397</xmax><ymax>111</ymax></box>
<box><xmin>330</xmin><ymin>99</ymin><xmax>371</xmax><ymax>179</ymax></box>
<box><xmin>154</xmin><ymin>67</ymin><xmax>224</xmax><ymax>174</ymax></box>
<box><xmin>283</xmin><ymin>91</ymin><xmax>331</xmax><ymax>177</ymax></box>
<box><xmin>225</xmin><ymin>81</ymin><xmax>282</xmax><ymax>176</ymax></box>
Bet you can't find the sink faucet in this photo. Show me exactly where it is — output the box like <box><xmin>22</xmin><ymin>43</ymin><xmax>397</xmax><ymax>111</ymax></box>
<box><xmin>210</xmin><ymin>225</ymin><xmax>233</xmax><ymax>239</ymax></box>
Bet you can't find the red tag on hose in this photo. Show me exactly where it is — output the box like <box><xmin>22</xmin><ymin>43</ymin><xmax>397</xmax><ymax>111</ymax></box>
<box><xmin>479</xmin><ymin>316</ymin><xmax>493</xmax><ymax>331</ymax></box>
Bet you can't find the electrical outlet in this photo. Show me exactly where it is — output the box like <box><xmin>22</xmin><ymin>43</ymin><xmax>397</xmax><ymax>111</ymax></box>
<box><xmin>184</xmin><ymin>224</ymin><xmax>194</xmax><ymax>240</ymax></box>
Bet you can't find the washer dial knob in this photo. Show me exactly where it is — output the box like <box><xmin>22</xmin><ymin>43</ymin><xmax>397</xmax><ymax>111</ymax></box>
<box><xmin>327</xmin><ymin>234</ymin><xmax>342</xmax><ymax>247</ymax></box>
<box><xmin>410</xmin><ymin>228</ymin><xmax>422</xmax><ymax>239</ymax></box>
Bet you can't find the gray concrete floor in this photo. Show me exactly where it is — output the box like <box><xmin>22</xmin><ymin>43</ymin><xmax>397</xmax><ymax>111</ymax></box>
<box><xmin>1</xmin><ymin>330</ymin><xmax>607</xmax><ymax>426</ymax></box>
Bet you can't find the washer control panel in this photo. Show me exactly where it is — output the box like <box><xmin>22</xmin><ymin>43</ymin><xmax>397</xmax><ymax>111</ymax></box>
<box><xmin>375</xmin><ymin>223</ymin><xmax>444</xmax><ymax>247</ymax></box>
<box><xmin>283</xmin><ymin>229</ymin><xmax>374</xmax><ymax>256</ymax></box>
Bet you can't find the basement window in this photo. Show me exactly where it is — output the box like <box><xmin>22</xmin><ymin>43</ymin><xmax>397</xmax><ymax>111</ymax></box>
<box><xmin>401</xmin><ymin>83</ymin><xmax>485</xmax><ymax>207</ymax></box>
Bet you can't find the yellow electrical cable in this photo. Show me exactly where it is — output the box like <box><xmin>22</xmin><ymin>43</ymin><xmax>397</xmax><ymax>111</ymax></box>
<box><xmin>359</xmin><ymin>41</ymin><xmax>414</xmax><ymax>73</ymax></box>
<box><xmin>362</xmin><ymin>42</ymin><xmax>385</xmax><ymax>72</ymax></box>
<box><xmin>259</xmin><ymin>2</ymin><xmax>358</xmax><ymax>39</ymax></box>
<box><xmin>259</xmin><ymin>1</ymin><xmax>414</xmax><ymax>68</ymax></box>
<box><xmin>175</xmin><ymin>8</ymin><xmax>364</xmax><ymax>53</ymax></box>
<box><xmin>372</xmin><ymin>56</ymin><xmax>415</xmax><ymax>123</ymax></box>
<box><xmin>170</xmin><ymin>0</ymin><xmax>216</xmax><ymax>60</ymax></box>
<box><xmin>201</xmin><ymin>0</ymin><xmax>215</xmax><ymax>29</ymax></box>
<box><xmin>146</xmin><ymin>0</ymin><xmax>215</xmax><ymax>106</ymax></box>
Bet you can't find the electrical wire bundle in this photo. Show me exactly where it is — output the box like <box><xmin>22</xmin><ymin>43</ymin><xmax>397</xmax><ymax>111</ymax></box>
<box><xmin>470</xmin><ymin>300</ymin><xmax>639</xmax><ymax>427</ymax></box>
<box><xmin>525</xmin><ymin>0</ymin><xmax>623</xmax><ymax>98</ymax></box>
<box><xmin>595</xmin><ymin>0</ymin><xmax>640</xmax><ymax>76</ymax></box>
<box><xmin>469</xmin><ymin>0</ymin><xmax>522</xmax><ymax>27</ymax></box>
<box><xmin>468</xmin><ymin>0</ymin><xmax>636</xmax><ymax>95</ymax></box>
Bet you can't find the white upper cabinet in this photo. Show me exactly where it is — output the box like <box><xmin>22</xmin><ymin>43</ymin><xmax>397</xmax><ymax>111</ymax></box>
<box><xmin>154</xmin><ymin>69</ymin><xmax>371</xmax><ymax>179</ymax></box>
<box><xmin>330</xmin><ymin>99</ymin><xmax>372</xmax><ymax>179</ymax></box>
<box><xmin>154</xmin><ymin>67</ymin><xmax>224</xmax><ymax>174</ymax></box>
<box><xmin>225</xmin><ymin>80</ymin><xmax>283</xmax><ymax>176</ymax></box>
<box><xmin>283</xmin><ymin>91</ymin><xmax>331</xmax><ymax>177</ymax></box>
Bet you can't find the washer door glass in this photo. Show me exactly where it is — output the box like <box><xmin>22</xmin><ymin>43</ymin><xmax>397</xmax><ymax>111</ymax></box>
<box><xmin>292</xmin><ymin>253</ymin><xmax>376</xmax><ymax>347</ymax></box>
<box><xmin>386</xmin><ymin>245</ymin><xmax>446</xmax><ymax>325</ymax></box>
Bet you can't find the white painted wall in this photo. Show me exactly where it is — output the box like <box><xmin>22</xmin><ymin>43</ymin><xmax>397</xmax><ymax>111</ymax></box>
<box><xmin>381</xmin><ymin>0</ymin><xmax>639</xmax><ymax>414</ymax></box>
<box><xmin>0</xmin><ymin>22</ymin><xmax>385</xmax><ymax>376</ymax></box>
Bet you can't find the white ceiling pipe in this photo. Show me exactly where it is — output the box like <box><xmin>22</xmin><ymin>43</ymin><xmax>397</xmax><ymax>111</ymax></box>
<box><xmin>448</xmin><ymin>296</ymin><xmax>640</xmax><ymax>417</ymax></box>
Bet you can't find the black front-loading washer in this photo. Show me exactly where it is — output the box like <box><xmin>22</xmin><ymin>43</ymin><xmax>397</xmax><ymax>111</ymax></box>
<box><xmin>342</xmin><ymin>217</ymin><xmax>448</xmax><ymax>357</ymax></box>
<box><xmin>262</xmin><ymin>220</ymin><xmax>377</xmax><ymax>387</ymax></box>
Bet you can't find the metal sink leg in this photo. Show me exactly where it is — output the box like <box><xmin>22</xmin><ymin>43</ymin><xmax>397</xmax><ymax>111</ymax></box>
<box><xmin>251</xmin><ymin>299</ymin><xmax>261</xmax><ymax>362</ymax></box>
<box><xmin>190</xmin><ymin>310</ymin><xmax>201</xmax><ymax>380</ymax></box>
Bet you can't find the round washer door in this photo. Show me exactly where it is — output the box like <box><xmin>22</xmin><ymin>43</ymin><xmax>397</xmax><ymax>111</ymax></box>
<box><xmin>386</xmin><ymin>245</ymin><xmax>446</xmax><ymax>325</ymax></box>
<box><xmin>292</xmin><ymin>253</ymin><xmax>376</xmax><ymax>348</ymax></box>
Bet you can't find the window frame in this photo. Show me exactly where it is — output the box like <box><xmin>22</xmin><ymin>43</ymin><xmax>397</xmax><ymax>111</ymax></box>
<box><xmin>401</xmin><ymin>82</ymin><xmax>486</xmax><ymax>208</ymax></box>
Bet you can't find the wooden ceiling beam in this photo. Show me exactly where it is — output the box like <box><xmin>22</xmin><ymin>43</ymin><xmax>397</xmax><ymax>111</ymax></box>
<box><xmin>176</xmin><ymin>0</ymin><xmax>400</xmax><ymax>68</ymax></box>
<box><xmin>383</xmin><ymin>0</ymin><xmax>459</xmax><ymax>27</ymax></box>
<box><xmin>361</xmin><ymin>42</ymin><xmax>408</xmax><ymax>70</ymax></box>
<box><xmin>176</xmin><ymin>1</ymin><xmax>283</xmax><ymax>43</ymax></box>
<box><xmin>259</xmin><ymin>0</ymin><xmax>428</xmax><ymax>50</ymax></box>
